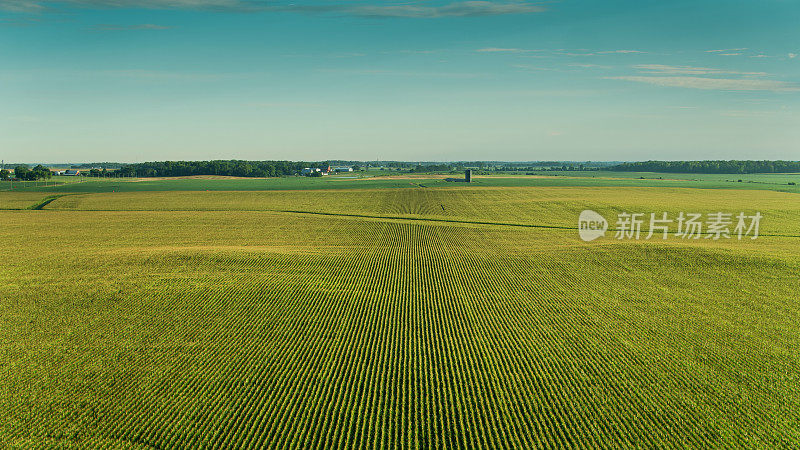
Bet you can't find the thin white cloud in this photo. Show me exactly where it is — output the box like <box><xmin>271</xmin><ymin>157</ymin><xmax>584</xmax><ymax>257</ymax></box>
<box><xmin>0</xmin><ymin>0</ymin><xmax>547</xmax><ymax>16</ymax></box>
<box><xmin>568</xmin><ymin>63</ymin><xmax>610</xmax><ymax>69</ymax></box>
<box><xmin>317</xmin><ymin>68</ymin><xmax>485</xmax><ymax>78</ymax></box>
<box><xmin>476</xmin><ymin>48</ymin><xmax>646</xmax><ymax>56</ymax></box>
<box><xmin>476</xmin><ymin>48</ymin><xmax>531</xmax><ymax>53</ymax></box>
<box><xmin>0</xmin><ymin>0</ymin><xmax>243</xmax><ymax>12</ymax></box>
<box><xmin>595</xmin><ymin>50</ymin><xmax>645</xmax><ymax>54</ymax></box>
<box><xmin>396</xmin><ymin>49</ymin><xmax>440</xmax><ymax>55</ymax></box>
<box><xmin>608</xmin><ymin>76</ymin><xmax>799</xmax><ymax>92</ymax></box>
<box><xmin>511</xmin><ymin>63</ymin><xmax>558</xmax><ymax>71</ymax></box>
<box><xmin>556</xmin><ymin>49</ymin><xmax>646</xmax><ymax>56</ymax></box>
<box><xmin>91</xmin><ymin>23</ymin><xmax>172</xmax><ymax>31</ymax></box>
<box><xmin>706</xmin><ymin>48</ymin><xmax>748</xmax><ymax>53</ymax></box>
<box><xmin>345</xmin><ymin>2</ymin><xmax>546</xmax><ymax>18</ymax></box>
<box><xmin>0</xmin><ymin>15</ymin><xmax>40</xmax><ymax>24</ymax></box>
<box><xmin>0</xmin><ymin>0</ymin><xmax>40</xmax><ymax>11</ymax></box>
<box><xmin>633</xmin><ymin>64</ymin><xmax>766</xmax><ymax>77</ymax></box>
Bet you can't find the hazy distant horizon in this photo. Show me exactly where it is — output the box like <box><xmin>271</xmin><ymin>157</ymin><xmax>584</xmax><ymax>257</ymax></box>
<box><xmin>2</xmin><ymin>0</ymin><xmax>798</xmax><ymax>161</ymax></box>
<box><xmin>5</xmin><ymin>158</ymin><xmax>800</xmax><ymax>168</ymax></box>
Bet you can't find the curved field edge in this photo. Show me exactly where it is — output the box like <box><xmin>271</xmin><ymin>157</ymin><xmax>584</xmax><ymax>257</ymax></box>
<box><xmin>0</xmin><ymin>192</ymin><xmax>64</xmax><ymax>210</ymax></box>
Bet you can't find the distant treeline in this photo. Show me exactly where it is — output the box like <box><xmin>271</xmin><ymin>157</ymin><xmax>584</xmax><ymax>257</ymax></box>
<box><xmin>69</xmin><ymin>162</ymin><xmax>123</xmax><ymax>169</ymax></box>
<box><xmin>114</xmin><ymin>160</ymin><xmax>610</xmax><ymax>178</ymax></box>
<box><xmin>117</xmin><ymin>160</ymin><xmax>326</xmax><ymax>178</ymax></box>
<box><xmin>409</xmin><ymin>164</ymin><xmax>456</xmax><ymax>173</ymax></box>
<box><xmin>12</xmin><ymin>160</ymin><xmax>797</xmax><ymax>178</ymax></box>
<box><xmin>612</xmin><ymin>160</ymin><xmax>800</xmax><ymax>174</ymax></box>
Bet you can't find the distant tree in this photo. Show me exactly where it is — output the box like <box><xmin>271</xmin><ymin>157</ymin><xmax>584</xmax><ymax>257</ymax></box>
<box><xmin>232</xmin><ymin>163</ymin><xmax>253</xmax><ymax>177</ymax></box>
<box><xmin>0</xmin><ymin>169</ymin><xmax>9</xmax><ymax>180</ymax></box>
<box><xmin>11</xmin><ymin>165</ymin><xmax>52</xmax><ymax>180</ymax></box>
<box><xmin>31</xmin><ymin>165</ymin><xmax>52</xmax><ymax>180</ymax></box>
<box><xmin>14</xmin><ymin>166</ymin><xmax>30</xmax><ymax>180</ymax></box>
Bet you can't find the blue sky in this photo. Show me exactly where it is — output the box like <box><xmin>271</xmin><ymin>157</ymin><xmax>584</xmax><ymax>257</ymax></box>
<box><xmin>1</xmin><ymin>0</ymin><xmax>798</xmax><ymax>162</ymax></box>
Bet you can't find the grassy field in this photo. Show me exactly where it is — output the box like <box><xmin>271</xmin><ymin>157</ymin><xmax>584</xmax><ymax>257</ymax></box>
<box><xmin>4</xmin><ymin>171</ymin><xmax>800</xmax><ymax>196</ymax></box>
<box><xmin>1</xmin><ymin>181</ymin><xmax>799</xmax><ymax>447</ymax></box>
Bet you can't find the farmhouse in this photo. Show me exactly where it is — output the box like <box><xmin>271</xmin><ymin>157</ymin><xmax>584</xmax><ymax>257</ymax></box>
<box><xmin>301</xmin><ymin>167</ymin><xmax>330</xmax><ymax>176</ymax></box>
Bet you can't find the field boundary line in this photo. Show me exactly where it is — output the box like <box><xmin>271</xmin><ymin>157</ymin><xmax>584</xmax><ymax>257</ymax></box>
<box><xmin>271</xmin><ymin>209</ymin><xmax>800</xmax><ymax>239</ymax></box>
<box><xmin>270</xmin><ymin>209</ymin><xmax>577</xmax><ymax>230</ymax></box>
<box><xmin>27</xmin><ymin>206</ymin><xmax>800</xmax><ymax>238</ymax></box>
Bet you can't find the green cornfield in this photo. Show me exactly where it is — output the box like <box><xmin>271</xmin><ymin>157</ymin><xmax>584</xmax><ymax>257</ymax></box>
<box><xmin>1</xmin><ymin>185</ymin><xmax>798</xmax><ymax>447</ymax></box>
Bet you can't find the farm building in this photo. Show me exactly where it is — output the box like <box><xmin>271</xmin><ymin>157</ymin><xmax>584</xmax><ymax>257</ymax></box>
<box><xmin>301</xmin><ymin>167</ymin><xmax>329</xmax><ymax>176</ymax></box>
<box><xmin>333</xmin><ymin>167</ymin><xmax>353</xmax><ymax>173</ymax></box>
<box><xmin>445</xmin><ymin>170</ymin><xmax>473</xmax><ymax>183</ymax></box>
<box><xmin>63</xmin><ymin>169</ymin><xmax>81</xmax><ymax>176</ymax></box>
